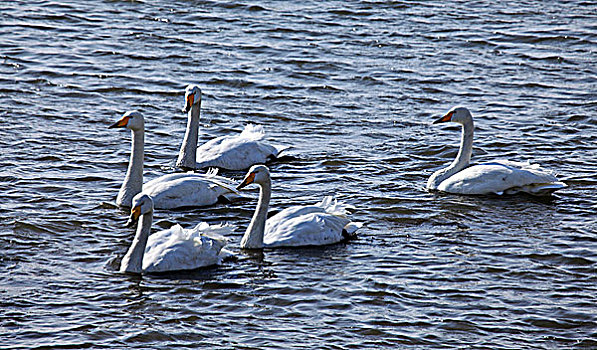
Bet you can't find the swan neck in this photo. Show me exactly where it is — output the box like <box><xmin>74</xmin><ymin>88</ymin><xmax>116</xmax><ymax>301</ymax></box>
<box><xmin>427</xmin><ymin>119</ymin><xmax>474</xmax><ymax>189</ymax></box>
<box><xmin>453</xmin><ymin>119</ymin><xmax>474</xmax><ymax>169</ymax></box>
<box><xmin>176</xmin><ymin>103</ymin><xmax>200</xmax><ymax>170</ymax></box>
<box><xmin>120</xmin><ymin>212</ymin><xmax>152</xmax><ymax>274</ymax></box>
<box><xmin>240</xmin><ymin>179</ymin><xmax>271</xmax><ymax>249</ymax></box>
<box><xmin>117</xmin><ymin>129</ymin><xmax>144</xmax><ymax>207</ymax></box>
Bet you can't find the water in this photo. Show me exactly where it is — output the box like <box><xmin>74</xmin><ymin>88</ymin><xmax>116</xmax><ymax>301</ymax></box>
<box><xmin>1</xmin><ymin>0</ymin><xmax>596</xmax><ymax>348</ymax></box>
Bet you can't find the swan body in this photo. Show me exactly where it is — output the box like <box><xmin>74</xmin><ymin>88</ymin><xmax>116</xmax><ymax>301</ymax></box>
<box><xmin>110</xmin><ymin>111</ymin><xmax>237</xmax><ymax>208</ymax></box>
<box><xmin>427</xmin><ymin>106</ymin><xmax>566</xmax><ymax>196</ymax></box>
<box><xmin>119</xmin><ymin>194</ymin><xmax>233</xmax><ymax>274</ymax></box>
<box><xmin>176</xmin><ymin>85</ymin><xmax>286</xmax><ymax>171</ymax></box>
<box><xmin>236</xmin><ymin>165</ymin><xmax>362</xmax><ymax>249</ymax></box>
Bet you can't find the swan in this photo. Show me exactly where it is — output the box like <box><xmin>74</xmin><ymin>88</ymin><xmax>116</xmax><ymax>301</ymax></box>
<box><xmin>109</xmin><ymin>110</ymin><xmax>238</xmax><ymax>208</ymax></box>
<box><xmin>119</xmin><ymin>193</ymin><xmax>234</xmax><ymax>274</ymax></box>
<box><xmin>236</xmin><ymin>165</ymin><xmax>362</xmax><ymax>248</ymax></box>
<box><xmin>176</xmin><ymin>85</ymin><xmax>286</xmax><ymax>171</ymax></box>
<box><xmin>426</xmin><ymin>106</ymin><xmax>567</xmax><ymax>196</ymax></box>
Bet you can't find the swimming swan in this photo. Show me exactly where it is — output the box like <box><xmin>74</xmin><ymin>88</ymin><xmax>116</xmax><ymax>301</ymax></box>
<box><xmin>426</xmin><ymin>106</ymin><xmax>566</xmax><ymax>196</ymax></box>
<box><xmin>236</xmin><ymin>165</ymin><xmax>362</xmax><ymax>248</ymax></box>
<box><xmin>176</xmin><ymin>85</ymin><xmax>286</xmax><ymax>171</ymax></box>
<box><xmin>119</xmin><ymin>193</ymin><xmax>233</xmax><ymax>274</ymax></box>
<box><xmin>110</xmin><ymin>111</ymin><xmax>238</xmax><ymax>208</ymax></box>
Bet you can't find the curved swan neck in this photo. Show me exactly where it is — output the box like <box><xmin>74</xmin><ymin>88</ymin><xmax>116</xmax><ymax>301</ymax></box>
<box><xmin>427</xmin><ymin>118</ymin><xmax>474</xmax><ymax>189</ymax></box>
<box><xmin>452</xmin><ymin>118</ymin><xmax>474</xmax><ymax>169</ymax></box>
<box><xmin>176</xmin><ymin>102</ymin><xmax>200</xmax><ymax>170</ymax></box>
<box><xmin>117</xmin><ymin>129</ymin><xmax>144</xmax><ymax>207</ymax></box>
<box><xmin>120</xmin><ymin>212</ymin><xmax>152</xmax><ymax>274</ymax></box>
<box><xmin>240</xmin><ymin>179</ymin><xmax>271</xmax><ymax>249</ymax></box>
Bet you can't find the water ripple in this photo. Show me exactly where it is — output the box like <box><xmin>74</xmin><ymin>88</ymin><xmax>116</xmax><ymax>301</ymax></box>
<box><xmin>1</xmin><ymin>0</ymin><xmax>596</xmax><ymax>349</ymax></box>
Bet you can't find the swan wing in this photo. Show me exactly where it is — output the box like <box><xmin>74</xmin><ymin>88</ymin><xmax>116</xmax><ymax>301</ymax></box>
<box><xmin>264</xmin><ymin>205</ymin><xmax>350</xmax><ymax>247</ymax></box>
<box><xmin>196</xmin><ymin>125</ymin><xmax>283</xmax><ymax>170</ymax></box>
<box><xmin>438</xmin><ymin>161</ymin><xmax>564</xmax><ymax>195</ymax></box>
<box><xmin>143</xmin><ymin>175</ymin><xmax>234</xmax><ymax>209</ymax></box>
<box><xmin>143</xmin><ymin>223</ymin><xmax>232</xmax><ymax>273</ymax></box>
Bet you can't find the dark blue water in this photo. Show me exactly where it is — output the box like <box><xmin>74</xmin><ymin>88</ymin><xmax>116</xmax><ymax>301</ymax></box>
<box><xmin>1</xmin><ymin>1</ymin><xmax>596</xmax><ymax>348</ymax></box>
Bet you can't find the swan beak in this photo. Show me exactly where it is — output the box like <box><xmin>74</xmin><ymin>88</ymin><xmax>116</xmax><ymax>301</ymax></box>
<box><xmin>125</xmin><ymin>205</ymin><xmax>141</xmax><ymax>228</ymax></box>
<box><xmin>182</xmin><ymin>93</ymin><xmax>194</xmax><ymax>113</ymax></box>
<box><xmin>433</xmin><ymin>111</ymin><xmax>454</xmax><ymax>124</ymax></box>
<box><xmin>109</xmin><ymin>115</ymin><xmax>130</xmax><ymax>129</ymax></box>
<box><xmin>237</xmin><ymin>172</ymin><xmax>255</xmax><ymax>190</ymax></box>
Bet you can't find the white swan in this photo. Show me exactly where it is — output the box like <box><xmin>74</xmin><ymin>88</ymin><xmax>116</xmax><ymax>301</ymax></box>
<box><xmin>426</xmin><ymin>106</ymin><xmax>567</xmax><ymax>196</ymax></box>
<box><xmin>119</xmin><ymin>193</ymin><xmax>233</xmax><ymax>274</ymax></box>
<box><xmin>236</xmin><ymin>165</ymin><xmax>362</xmax><ymax>248</ymax></box>
<box><xmin>176</xmin><ymin>85</ymin><xmax>286</xmax><ymax>171</ymax></box>
<box><xmin>110</xmin><ymin>110</ymin><xmax>238</xmax><ymax>208</ymax></box>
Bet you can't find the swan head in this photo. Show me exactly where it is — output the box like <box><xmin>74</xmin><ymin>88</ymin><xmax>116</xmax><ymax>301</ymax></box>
<box><xmin>109</xmin><ymin>110</ymin><xmax>144</xmax><ymax>132</ymax></box>
<box><xmin>237</xmin><ymin>165</ymin><xmax>270</xmax><ymax>190</ymax></box>
<box><xmin>433</xmin><ymin>106</ymin><xmax>473</xmax><ymax>125</ymax></box>
<box><xmin>182</xmin><ymin>84</ymin><xmax>202</xmax><ymax>113</ymax></box>
<box><xmin>125</xmin><ymin>193</ymin><xmax>154</xmax><ymax>227</ymax></box>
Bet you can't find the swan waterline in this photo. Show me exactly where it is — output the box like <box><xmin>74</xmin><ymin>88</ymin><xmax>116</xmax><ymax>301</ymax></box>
<box><xmin>175</xmin><ymin>84</ymin><xmax>287</xmax><ymax>171</ymax></box>
<box><xmin>426</xmin><ymin>106</ymin><xmax>567</xmax><ymax>196</ymax></box>
<box><xmin>236</xmin><ymin>165</ymin><xmax>362</xmax><ymax>249</ymax></box>
<box><xmin>119</xmin><ymin>193</ymin><xmax>234</xmax><ymax>274</ymax></box>
<box><xmin>110</xmin><ymin>111</ymin><xmax>239</xmax><ymax>209</ymax></box>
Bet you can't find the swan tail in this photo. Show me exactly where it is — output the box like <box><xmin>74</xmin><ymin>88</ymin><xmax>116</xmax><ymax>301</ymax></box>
<box><xmin>343</xmin><ymin>222</ymin><xmax>363</xmax><ymax>236</ymax></box>
<box><xmin>194</xmin><ymin>223</ymin><xmax>236</xmax><ymax>252</ymax></box>
<box><xmin>239</xmin><ymin>124</ymin><xmax>266</xmax><ymax>141</ymax></box>
<box><xmin>217</xmin><ymin>248</ymin><xmax>235</xmax><ymax>263</ymax></box>
<box><xmin>522</xmin><ymin>181</ymin><xmax>567</xmax><ymax>196</ymax></box>
<box><xmin>273</xmin><ymin>144</ymin><xmax>292</xmax><ymax>157</ymax></box>
<box><xmin>220</xmin><ymin>191</ymin><xmax>246</xmax><ymax>202</ymax></box>
<box><xmin>209</xmin><ymin>179</ymin><xmax>241</xmax><ymax>195</ymax></box>
<box><xmin>193</xmin><ymin>222</ymin><xmax>234</xmax><ymax>237</ymax></box>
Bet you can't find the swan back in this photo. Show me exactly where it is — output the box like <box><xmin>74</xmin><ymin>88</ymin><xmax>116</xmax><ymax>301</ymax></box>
<box><xmin>195</xmin><ymin>125</ymin><xmax>283</xmax><ymax>170</ymax></box>
<box><xmin>142</xmin><ymin>174</ymin><xmax>236</xmax><ymax>209</ymax></box>
<box><xmin>264</xmin><ymin>196</ymin><xmax>361</xmax><ymax>247</ymax></box>
<box><xmin>438</xmin><ymin>161</ymin><xmax>565</xmax><ymax>195</ymax></box>
<box><xmin>142</xmin><ymin>222</ymin><xmax>233</xmax><ymax>273</ymax></box>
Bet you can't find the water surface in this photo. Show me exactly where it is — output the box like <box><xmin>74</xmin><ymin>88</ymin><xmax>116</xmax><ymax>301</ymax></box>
<box><xmin>1</xmin><ymin>1</ymin><xmax>596</xmax><ymax>349</ymax></box>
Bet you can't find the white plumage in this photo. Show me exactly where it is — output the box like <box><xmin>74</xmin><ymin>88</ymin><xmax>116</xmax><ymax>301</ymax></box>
<box><xmin>264</xmin><ymin>197</ymin><xmax>361</xmax><ymax>247</ymax></box>
<box><xmin>110</xmin><ymin>111</ymin><xmax>238</xmax><ymax>209</ymax></box>
<box><xmin>427</xmin><ymin>106</ymin><xmax>566</xmax><ymax>196</ymax></box>
<box><xmin>236</xmin><ymin>165</ymin><xmax>362</xmax><ymax>249</ymax></box>
<box><xmin>142</xmin><ymin>170</ymin><xmax>238</xmax><ymax>209</ymax></box>
<box><xmin>142</xmin><ymin>222</ymin><xmax>231</xmax><ymax>273</ymax></box>
<box><xmin>119</xmin><ymin>194</ymin><xmax>234</xmax><ymax>274</ymax></box>
<box><xmin>196</xmin><ymin>124</ymin><xmax>285</xmax><ymax>171</ymax></box>
<box><xmin>176</xmin><ymin>85</ymin><xmax>286</xmax><ymax>171</ymax></box>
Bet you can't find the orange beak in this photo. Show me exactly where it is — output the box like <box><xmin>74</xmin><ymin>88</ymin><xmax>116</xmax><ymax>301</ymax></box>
<box><xmin>182</xmin><ymin>93</ymin><xmax>194</xmax><ymax>113</ymax></box>
<box><xmin>237</xmin><ymin>172</ymin><xmax>256</xmax><ymax>190</ymax></box>
<box><xmin>109</xmin><ymin>115</ymin><xmax>130</xmax><ymax>129</ymax></box>
<box><xmin>125</xmin><ymin>205</ymin><xmax>142</xmax><ymax>228</ymax></box>
<box><xmin>432</xmin><ymin>110</ymin><xmax>454</xmax><ymax>124</ymax></box>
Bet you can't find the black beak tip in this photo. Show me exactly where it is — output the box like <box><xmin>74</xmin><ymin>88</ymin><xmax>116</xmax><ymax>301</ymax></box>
<box><xmin>432</xmin><ymin>116</ymin><xmax>446</xmax><ymax>125</ymax></box>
